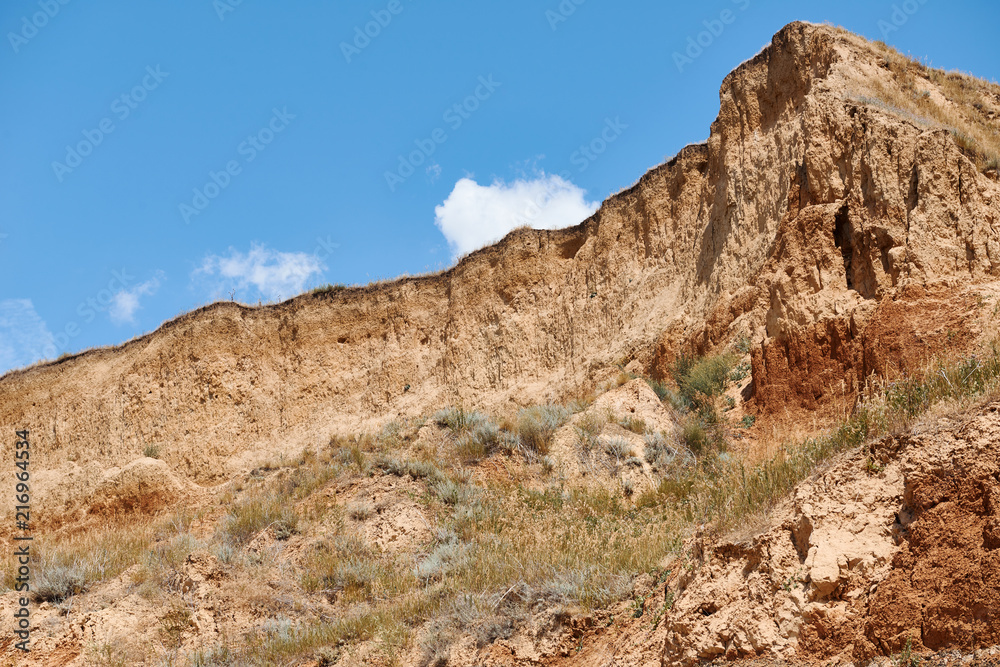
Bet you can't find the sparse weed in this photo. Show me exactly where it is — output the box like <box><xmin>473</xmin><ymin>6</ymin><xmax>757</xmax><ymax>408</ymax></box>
<box><xmin>630</xmin><ymin>594</ymin><xmax>646</xmax><ymax>618</ymax></box>
<box><xmin>219</xmin><ymin>492</ymin><xmax>299</xmax><ymax>546</ymax></box>
<box><xmin>893</xmin><ymin>636</ymin><xmax>921</xmax><ymax>667</ymax></box>
<box><xmin>729</xmin><ymin>361</ymin><xmax>751</xmax><ymax>383</ymax></box>
<box><xmin>348</xmin><ymin>501</ymin><xmax>374</xmax><ymax>521</ymax></box>
<box><xmin>619</xmin><ymin>416</ymin><xmax>647</xmax><ymax>435</ymax></box>
<box><xmin>856</xmin><ymin>44</ymin><xmax>1000</xmax><ymax>173</ymax></box>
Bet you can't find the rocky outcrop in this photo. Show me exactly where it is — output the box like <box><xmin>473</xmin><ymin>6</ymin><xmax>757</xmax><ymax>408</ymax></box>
<box><xmin>661</xmin><ymin>402</ymin><xmax>1000</xmax><ymax>665</ymax></box>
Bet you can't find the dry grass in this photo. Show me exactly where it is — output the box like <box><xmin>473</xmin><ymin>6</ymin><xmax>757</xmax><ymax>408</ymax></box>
<box><xmin>1</xmin><ymin>521</ymin><xmax>156</xmax><ymax>602</ymax></box>
<box><xmin>853</xmin><ymin>42</ymin><xmax>1000</xmax><ymax>172</ymax></box>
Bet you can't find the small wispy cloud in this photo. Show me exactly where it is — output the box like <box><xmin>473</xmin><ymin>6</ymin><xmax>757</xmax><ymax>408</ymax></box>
<box><xmin>0</xmin><ymin>299</ymin><xmax>56</xmax><ymax>373</ymax></box>
<box><xmin>110</xmin><ymin>272</ymin><xmax>164</xmax><ymax>325</ymax></box>
<box><xmin>426</xmin><ymin>163</ymin><xmax>442</xmax><ymax>184</ymax></box>
<box><xmin>193</xmin><ymin>243</ymin><xmax>326</xmax><ymax>301</ymax></box>
<box><xmin>434</xmin><ymin>172</ymin><xmax>598</xmax><ymax>259</ymax></box>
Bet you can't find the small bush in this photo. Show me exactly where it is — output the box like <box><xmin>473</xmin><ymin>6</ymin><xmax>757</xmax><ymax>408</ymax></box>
<box><xmin>375</xmin><ymin>456</ymin><xmax>446</xmax><ymax>483</ymax></box>
<box><xmin>455</xmin><ymin>420</ymin><xmax>500</xmax><ymax>461</ymax></box>
<box><xmin>575</xmin><ymin>411</ymin><xmax>607</xmax><ymax>449</ymax></box>
<box><xmin>517</xmin><ymin>404</ymin><xmax>571</xmax><ymax>455</ymax></box>
<box><xmin>33</xmin><ymin>561</ymin><xmax>87</xmax><ymax>602</ymax></box>
<box><xmin>643</xmin><ymin>431</ymin><xmax>678</xmax><ymax>470</ymax></box>
<box><xmin>414</xmin><ymin>539</ymin><xmax>467</xmax><ymax>582</ymax></box>
<box><xmin>348</xmin><ymin>501</ymin><xmax>374</xmax><ymax>521</ymax></box>
<box><xmin>433</xmin><ymin>407</ymin><xmax>486</xmax><ymax>432</ymax></box>
<box><xmin>311</xmin><ymin>283</ymin><xmax>347</xmax><ymax>294</ymax></box>
<box><xmin>220</xmin><ymin>494</ymin><xmax>299</xmax><ymax>546</ymax></box>
<box><xmin>143</xmin><ymin>444</ymin><xmax>160</xmax><ymax>459</ymax></box>
<box><xmin>951</xmin><ymin>128</ymin><xmax>978</xmax><ymax>153</ymax></box>
<box><xmin>300</xmin><ymin>536</ymin><xmax>409</xmax><ymax>603</ymax></box>
<box><xmin>604</xmin><ymin>437</ymin><xmax>633</xmax><ymax>462</ymax></box>
<box><xmin>432</xmin><ymin>479</ymin><xmax>477</xmax><ymax>507</ymax></box>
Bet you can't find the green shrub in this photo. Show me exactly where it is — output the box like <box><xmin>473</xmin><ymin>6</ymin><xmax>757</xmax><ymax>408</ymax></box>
<box><xmin>311</xmin><ymin>283</ymin><xmax>347</xmax><ymax>294</ymax></box>
<box><xmin>143</xmin><ymin>444</ymin><xmax>160</xmax><ymax>459</ymax></box>
<box><xmin>680</xmin><ymin>419</ymin><xmax>710</xmax><ymax>455</ymax></box>
<box><xmin>674</xmin><ymin>353</ymin><xmax>737</xmax><ymax>408</ymax></box>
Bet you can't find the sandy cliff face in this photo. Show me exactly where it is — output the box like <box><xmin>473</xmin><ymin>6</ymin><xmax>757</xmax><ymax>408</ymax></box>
<box><xmin>2</xmin><ymin>22</ymin><xmax>999</xmax><ymax>521</ymax></box>
<box><xmin>2</xmin><ymin>20</ymin><xmax>1000</xmax><ymax>667</ymax></box>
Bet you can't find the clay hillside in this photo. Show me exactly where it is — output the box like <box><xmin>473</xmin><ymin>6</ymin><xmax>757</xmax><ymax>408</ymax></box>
<box><xmin>2</xmin><ymin>20</ymin><xmax>1000</xmax><ymax>667</ymax></box>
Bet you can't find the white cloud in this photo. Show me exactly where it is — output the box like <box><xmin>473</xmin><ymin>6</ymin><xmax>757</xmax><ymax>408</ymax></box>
<box><xmin>0</xmin><ymin>299</ymin><xmax>56</xmax><ymax>373</ymax></box>
<box><xmin>110</xmin><ymin>272</ymin><xmax>164</xmax><ymax>325</ymax></box>
<box><xmin>194</xmin><ymin>243</ymin><xmax>326</xmax><ymax>301</ymax></box>
<box><xmin>434</xmin><ymin>173</ymin><xmax>598</xmax><ymax>259</ymax></box>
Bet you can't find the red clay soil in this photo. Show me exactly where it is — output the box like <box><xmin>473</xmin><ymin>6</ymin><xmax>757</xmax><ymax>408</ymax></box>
<box><xmin>751</xmin><ymin>284</ymin><xmax>980</xmax><ymax>416</ymax></box>
<box><xmin>860</xmin><ymin>455</ymin><xmax>1000</xmax><ymax>658</ymax></box>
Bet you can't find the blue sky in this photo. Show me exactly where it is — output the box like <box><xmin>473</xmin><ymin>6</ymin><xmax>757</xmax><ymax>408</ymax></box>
<box><xmin>1</xmin><ymin>0</ymin><xmax>997</xmax><ymax>374</ymax></box>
